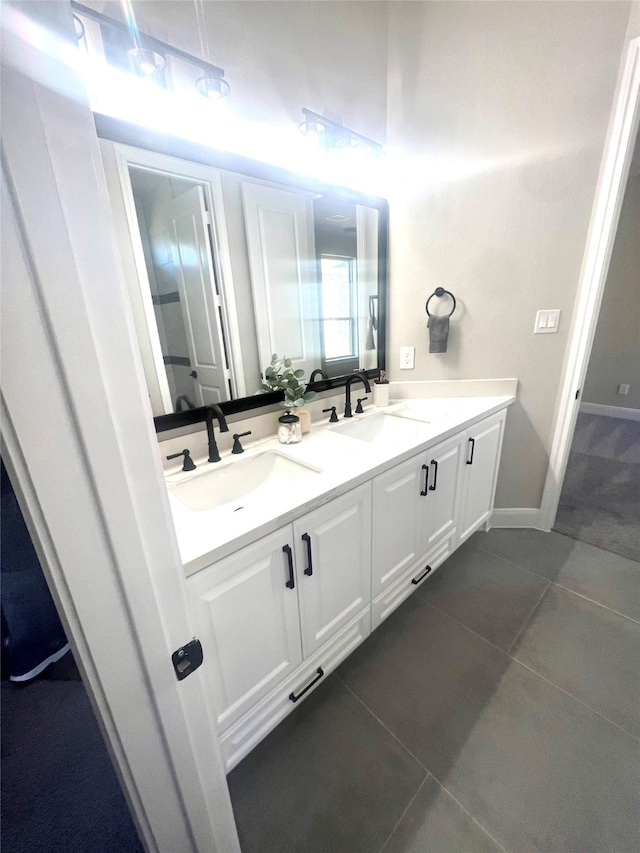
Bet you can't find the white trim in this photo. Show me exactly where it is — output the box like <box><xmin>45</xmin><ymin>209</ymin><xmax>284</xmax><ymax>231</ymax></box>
<box><xmin>489</xmin><ymin>508</ymin><xmax>546</xmax><ymax>530</ymax></box>
<box><xmin>580</xmin><ymin>402</ymin><xmax>640</xmax><ymax>421</ymax></box>
<box><xmin>540</xmin><ymin>37</ymin><xmax>640</xmax><ymax>531</ymax></box>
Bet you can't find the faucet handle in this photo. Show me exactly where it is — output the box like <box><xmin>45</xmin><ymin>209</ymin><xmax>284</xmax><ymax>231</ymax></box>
<box><xmin>232</xmin><ymin>431</ymin><xmax>251</xmax><ymax>454</ymax></box>
<box><xmin>355</xmin><ymin>397</ymin><xmax>368</xmax><ymax>415</ymax></box>
<box><xmin>322</xmin><ymin>406</ymin><xmax>339</xmax><ymax>423</ymax></box>
<box><xmin>167</xmin><ymin>449</ymin><xmax>197</xmax><ymax>472</ymax></box>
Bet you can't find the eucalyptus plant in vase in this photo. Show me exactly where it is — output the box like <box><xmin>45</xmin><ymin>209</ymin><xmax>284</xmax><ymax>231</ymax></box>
<box><xmin>260</xmin><ymin>354</ymin><xmax>315</xmax><ymax>432</ymax></box>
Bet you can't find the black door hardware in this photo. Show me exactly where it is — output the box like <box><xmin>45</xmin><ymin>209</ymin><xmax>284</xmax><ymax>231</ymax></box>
<box><xmin>411</xmin><ymin>565</ymin><xmax>432</xmax><ymax>585</ymax></box>
<box><xmin>283</xmin><ymin>544</ymin><xmax>295</xmax><ymax>589</ymax></box>
<box><xmin>167</xmin><ymin>448</ymin><xmax>196</xmax><ymax>471</ymax></box>
<box><xmin>171</xmin><ymin>638</ymin><xmax>203</xmax><ymax>681</ymax></box>
<box><xmin>429</xmin><ymin>459</ymin><xmax>438</xmax><ymax>491</ymax></box>
<box><xmin>467</xmin><ymin>437</ymin><xmax>475</xmax><ymax>465</ymax></box>
<box><xmin>189</xmin><ymin>370</ymin><xmax>198</xmax><ymax>379</ymax></box>
<box><xmin>289</xmin><ymin>667</ymin><xmax>324</xmax><ymax>702</ymax></box>
<box><xmin>420</xmin><ymin>463</ymin><xmax>430</xmax><ymax>496</ymax></box>
<box><xmin>232</xmin><ymin>431</ymin><xmax>252</xmax><ymax>454</ymax></box>
<box><xmin>302</xmin><ymin>533</ymin><xmax>313</xmax><ymax>576</ymax></box>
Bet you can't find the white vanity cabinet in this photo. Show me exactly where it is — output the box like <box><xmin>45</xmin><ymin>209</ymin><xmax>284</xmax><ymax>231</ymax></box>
<box><xmin>370</xmin><ymin>411</ymin><xmax>505</xmax><ymax>629</ymax></box>
<box><xmin>183</xmin><ymin>403</ymin><xmax>509</xmax><ymax>770</ymax></box>
<box><xmin>187</xmin><ymin>483</ymin><xmax>372</xmax><ymax>769</ymax></box>
<box><xmin>457</xmin><ymin>410</ymin><xmax>506</xmax><ymax>545</ymax></box>
<box><xmin>372</xmin><ymin>432</ymin><xmax>464</xmax><ymax>597</ymax></box>
<box><xmin>293</xmin><ymin>484</ymin><xmax>371</xmax><ymax>657</ymax></box>
<box><xmin>188</xmin><ymin>527</ymin><xmax>303</xmax><ymax>735</ymax></box>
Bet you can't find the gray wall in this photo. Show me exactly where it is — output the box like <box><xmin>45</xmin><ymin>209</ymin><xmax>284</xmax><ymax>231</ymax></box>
<box><xmin>386</xmin><ymin>1</ymin><xmax>632</xmax><ymax>507</ymax></box>
<box><xmin>89</xmin><ymin>0</ymin><xmax>636</xmax><ymax>508</ymax></box>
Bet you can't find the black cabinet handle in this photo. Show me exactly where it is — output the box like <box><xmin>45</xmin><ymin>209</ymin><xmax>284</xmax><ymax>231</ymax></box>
<box><xmin>282</xmin><ymin>544</ymin><xmax>295</xmax><ymax>589</ymax></box>
<box><xmin>420</xmin><ymin>464</ymin><xmax>430</xmax><ymax>496</ymax></box>
<box><xmin>289</xmin><ymin>667</ymin><xmax>324</xmax><ymax>703</ymax></box>
<box><xmin>412</xmin><ymin>565</ymin><xmax>432</xmax><ymax>585</ymax></box>
<box><xmin>429</xmin><ymin>459</ymin><xmax>438</xmax><ymax>491</ymax></box>
<box><xmin>302</xmin><ymin>533</ymin><xmax>313</xmax><ymax>576</ymax></box>
<box><xmin>467</xmin><ymin>437</ymin><xmax>475</xmax><ymax>465</ymax></box>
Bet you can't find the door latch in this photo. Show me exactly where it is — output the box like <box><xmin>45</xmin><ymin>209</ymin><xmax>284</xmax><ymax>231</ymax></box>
<box><xmin>171</xmin><ymin>638</ymin><xmax>203</xmax><ymax>681</ymax></box>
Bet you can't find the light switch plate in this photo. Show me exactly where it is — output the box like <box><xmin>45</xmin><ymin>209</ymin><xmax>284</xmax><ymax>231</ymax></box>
<box><xmin>534</xmin><ymin>309</ymin><xmax>561</xmax><ymax>334</ymax></box>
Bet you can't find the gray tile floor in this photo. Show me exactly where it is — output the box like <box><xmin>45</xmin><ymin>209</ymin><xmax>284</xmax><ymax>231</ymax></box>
<box><xmin>227</xmin><ymin>530</ymin><xmax>640</xmax><ymax>853</ymax></box>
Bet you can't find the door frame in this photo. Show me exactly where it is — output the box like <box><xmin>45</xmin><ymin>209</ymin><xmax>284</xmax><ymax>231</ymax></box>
<box><xmin>540</xmin><ymin>36</ymin><xmax>640</xmax><ymax>530</ymax></box>
<box><xmin>2</xmin><ymin>2</ymin><xmax>240</xmax><ymax>851</ymax></box>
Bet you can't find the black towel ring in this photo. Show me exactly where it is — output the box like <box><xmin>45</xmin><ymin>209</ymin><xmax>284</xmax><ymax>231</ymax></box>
<box><xmin>425</xmin><ymin>287</ymin><xmax>456</xmax><ymax>318</ymax></box>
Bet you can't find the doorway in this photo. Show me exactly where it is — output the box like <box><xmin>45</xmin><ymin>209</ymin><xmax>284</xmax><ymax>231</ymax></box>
<box><xmin>1</xmin><ymin>461</ymin><xmax>142</xmax><ymax>852</ymax></box>
<box><xmin>553</xmin><ymin>129</ymin><xmax>640</xmax><ymax>562</ymax></box>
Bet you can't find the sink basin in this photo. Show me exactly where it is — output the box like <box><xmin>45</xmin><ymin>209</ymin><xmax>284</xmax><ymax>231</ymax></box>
<box><xmin>331</xmin><ymin>412</ymin><xmax>428</xmax><ymax>444</ymax></box>
<box><xmin>168</xmin><ymin>451</ymin><xmax>322</xmax><ymax>513</ymax></box>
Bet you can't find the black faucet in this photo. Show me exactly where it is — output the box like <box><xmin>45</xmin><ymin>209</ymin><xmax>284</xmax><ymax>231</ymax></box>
<box><xmin>309</xmin><ymin>368</ymin><xmax>330</xmax><ymax>389</ymax></box>
<box><xmin>205</xmin><ymin>404</ymin><xmax>229</xmax><ymax>462</ymax></box>
<box><xmin>344</xmin><ymin>373</ymin><xmax>372</xmax><ymax>418</ymax></box>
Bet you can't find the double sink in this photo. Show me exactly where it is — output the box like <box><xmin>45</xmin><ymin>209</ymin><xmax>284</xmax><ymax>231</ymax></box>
<box><xmin>166</xmin><ymin>407</ymin><xmax>436</xmax><ymax>517</ymax></box>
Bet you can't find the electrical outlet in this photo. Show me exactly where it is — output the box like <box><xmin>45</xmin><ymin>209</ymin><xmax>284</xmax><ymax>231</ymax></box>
<box><xmin>400</xmin><ymin>346</ymin><xmax>415</xmax><ymax>370</ymax></box>
<box><xmin>617</xmin><ymin>383</ymin><xmax>630</xmax><ymax>396</ymax></box>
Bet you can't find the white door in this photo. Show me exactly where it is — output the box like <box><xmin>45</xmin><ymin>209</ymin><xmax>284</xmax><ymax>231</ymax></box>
<box><xmin>459</xmin><ymin>412</ymin><xmax>506</xmax><ymax>543</ymax></box>
<box><xmin>171</xmin><ymin>186</ymin><xmax>230</xmax><ymax>405</ymax></box>
<box><xmin>421</xmin><ymin>433</ymin><xmax>464</xmax><ymax>552</ymax></box>
<box><xmin>243</xmin><ymin>182</ymin><xmax>321</xmax><ymax>378</ymax></box>
<box><xmin>372</xmin><ymin>453</ymin><xmax>425</xmax><ymax>596</ymax></box>
<box><xmin>294</xmin><ymin>485</ymin><xmax>372</xmax><ymax>657</ymax></box>
<box><xmin>188</xmin><ymin>528</ymin><xmax>303</xmax><ymax>734</ymax></box>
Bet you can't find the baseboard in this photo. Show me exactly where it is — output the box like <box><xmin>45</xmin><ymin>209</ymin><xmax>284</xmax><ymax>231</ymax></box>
<box><xmin>489</xmin><ymin>508</ymin><xmax>547</xmax><ymax>530</ymax></box>
<box><xmin>580</xmin><ymin>402</ymin><xmax>640</xmax><ymax>421</ymax></box>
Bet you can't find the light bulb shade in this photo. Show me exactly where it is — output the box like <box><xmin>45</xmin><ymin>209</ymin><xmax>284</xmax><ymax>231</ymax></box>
<box><xmin>195</xmin><ymin>74</ymin><xmax>230</xmax><ymax>100</ymax></box>
<box><xmin>73</xmin><ymin>14</ymin><xmax>85</xmax><ymax>42</ymax></box>
<box><xmin>128</xmin><ymin>47</ymin><xmax>165</xmax><ymax>76</ymax></box>
<box><xmin>298</xmin><ymin>115</ymin><xmax>326</xmax><ymax>138</ymax></box>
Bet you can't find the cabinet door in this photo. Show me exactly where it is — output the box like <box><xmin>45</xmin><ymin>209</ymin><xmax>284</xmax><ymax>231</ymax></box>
<box><xmin>459</xmin><ymin>412</ymin><xmax>505</xmax><ymax>544</ymax></box>
<box><xmin>372</xmin><ymin>453</ymin><xmax>425</xmax><ymax>597</ymax></box>
<box><xmin>421</xmin><ymin>433</ymin><xmax>464</xmax><ymax>553</ymax></box>
<box><xmin>294</xmin><ymin>484</ymin><xmax>372</xmax><ymax>657</ymax></box>
<box><xmin>188</xmin><ymin>527</ymin><xmax>302</xmax><ymax>734</ymax></box>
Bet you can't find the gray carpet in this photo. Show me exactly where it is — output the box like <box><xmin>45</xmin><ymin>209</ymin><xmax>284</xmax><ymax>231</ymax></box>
<box><xmin>1</xmin><ymin>654</ymin><xmax>143</xmax><ymax>853</ymax></box>
<box><xmin>554</xmin><ymin>414</ymin><xmax>640</xmax><ymax>563</ymax></box>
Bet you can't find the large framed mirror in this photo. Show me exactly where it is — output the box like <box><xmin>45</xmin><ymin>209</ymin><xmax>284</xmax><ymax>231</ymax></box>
<box><xmin>96</xmin><ymin>114</ymin><xmax>387</xmax><ymax>432</ymax></box>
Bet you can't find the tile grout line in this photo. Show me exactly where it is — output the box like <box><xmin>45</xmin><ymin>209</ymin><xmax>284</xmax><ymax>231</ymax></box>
<box><xmin>418</xmin><ymin>599</ymin><xmax>640</xmax><ymax>742</ymax></box>
<box><xmin>509</xmin><ymin>656</ymin><xmax>640</xmax><ymax>743</ymax></box>
<box><xmin>376</xmin><ymin>775</ymin><xmax>430</xmax><ymax>853</ymax></box>
<box><xmin>468</xmin><ymin>541</ymin><xmax>640</xmax><ymax>625</ymax></box>
<box><xmin>505</xmin><ymin>581</ymin><xmax>551</xmax><ymax>656</ymax></box>
<box><xmin>336</xmin><ymin>676</ymin><xmax>510</xmax><ymax>853</ymax></box>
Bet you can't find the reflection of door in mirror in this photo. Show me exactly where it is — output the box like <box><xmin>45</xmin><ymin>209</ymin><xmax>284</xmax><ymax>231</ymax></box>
<box><xmin>243</xmin><ymin>183</ymin><xmax>321</xmax><ymax>381</ymax></box>
<box><xmin>128</xmin><ymin>168</ymin><xmax>233</xmax><ymax>414</ymax></box>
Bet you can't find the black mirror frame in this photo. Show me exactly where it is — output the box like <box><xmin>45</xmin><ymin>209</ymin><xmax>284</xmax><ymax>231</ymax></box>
<box><xmin>94</xmin><ymin>113</ymin><xmax>388</xmax><ymax>433</ymax></box>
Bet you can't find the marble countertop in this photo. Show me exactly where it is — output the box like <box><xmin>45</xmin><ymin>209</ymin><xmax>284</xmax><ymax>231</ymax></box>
<box><xmin>166</xmin><ymin>395</ymin><xmax>516</xmax><ymax>576</ymax></box>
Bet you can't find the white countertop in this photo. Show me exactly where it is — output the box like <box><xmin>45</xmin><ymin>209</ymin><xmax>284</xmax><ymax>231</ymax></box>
<box><xmin>166</xmin><ymin>395</ymin><xmax>515</xmax><ymax>576</ymax></box>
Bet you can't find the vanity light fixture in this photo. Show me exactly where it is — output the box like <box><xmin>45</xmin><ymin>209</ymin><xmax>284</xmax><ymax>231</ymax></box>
<box><xmin>195</xmin><ymin>73</ymin><xmax>230</xmax><ymax>100</ymax></box>
<box><xmin>71</xmin><ymin>2</ymin><xmax>230</xmax><ymax>100</ymax></box>
<box><xmin>128</xmin><ymin>46</ymin><xmax>165</xmax><ymax>76</ymax></box>
<box><xmin>298</xmin><ymin>108</ymin><xmax>383</xmax><ymax>157</ymax></box>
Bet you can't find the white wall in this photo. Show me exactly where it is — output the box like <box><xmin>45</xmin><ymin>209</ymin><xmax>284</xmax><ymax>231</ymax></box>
<box><xmin>386</xmin><ymin>1</ymin><xmax>632</xmax><ymax>508</ymax></box>
<box><xmin>582</xmin><ymin>151</ymin><xmax>640</xmax><ymax>410</ymax></box>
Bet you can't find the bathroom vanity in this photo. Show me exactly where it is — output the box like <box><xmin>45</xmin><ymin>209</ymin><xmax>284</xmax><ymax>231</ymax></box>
<box><xmin>165</xmin><ymin>395</ymin><xmax>513</xmax><ymax>770</ymax></box>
